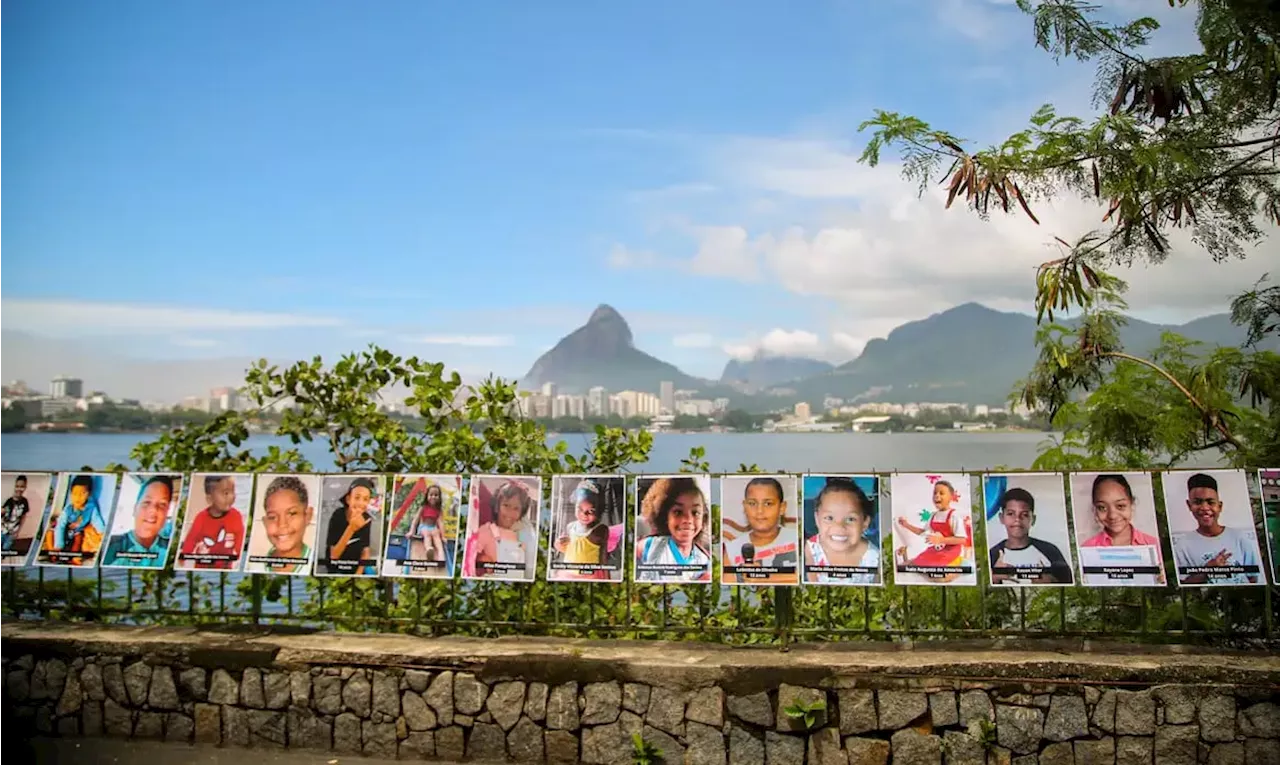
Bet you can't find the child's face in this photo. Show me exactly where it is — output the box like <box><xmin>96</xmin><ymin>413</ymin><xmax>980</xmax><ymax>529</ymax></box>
<box><xmin>70</xmin><ymin>485</ymin><xmax>90</xmax><ymax>510</ymax></box>
<box><xmin>348</xmin><ymin>486</ymin><xmax>373</xmax><ymax>516</ymax></box>
<box><xmin>1091</xmin><ymin>479</ymin><xmax>1133</xmax><ymax>537</ymax></box>
<box><xmin>666</xmin><ymin>491</ymin><xmax>705</xmax><ymax>546</ymax></box>
<box><xmin>264</xmin><ymin>489</ymin><xmax>310</xmax><ymax>556</ymax></box>
<box><xmin>999</xmin><ymin>500</ymin><xmax>1034</xmax><ymax>544</ymax></box>
<box><xmin>743</xmin><ymin>483</ymin><xmax>784</xmax><ymax>533</ymax></box>
<box><xmin>496</xmin><ymin>494</ymin><xmax>524</xmax><ymax>529</ymax></box>
<box><xmin>12</xmin><ymin>480</ymin><xmax>26</xmax><ymax>498</ymax></box>
<box><xmin>816</xmin><ymin>492</ymin><xmax>869</xmax><ymax>552</ymax></box>
<box><xmin>932</xmin><ymin>484</ymin><xmax>954</xmax><ymax>510</ymax></box>
<box><xmin>575</xmin><ymin>499</ymin><xmax>599</xmax><ymax>525</ymax></box>
<box><xmin>134</xmin><ymin>482</ymin><xmax>172</xmax><ymax>543</ymax></box>
<box><xmin>426</xmin><ymin>486</ymin><xmax>443</xmax><ymax>507</ymax></box>
<box><xmin>209</xmin><ymin>479</ymin><xmax>236</xmax><ymax>515</ymax></box>
<box><xmin>1186</xmin><ymin>487</ymin><xmax>1222</xmax><ymax>531</ymax></box>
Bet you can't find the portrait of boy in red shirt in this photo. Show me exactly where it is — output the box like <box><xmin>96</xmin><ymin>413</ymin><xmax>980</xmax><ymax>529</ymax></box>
<box><xmin>177</xmin><ymin>475</ymin><xmax>246</xmax><ymax>570</ymax></box>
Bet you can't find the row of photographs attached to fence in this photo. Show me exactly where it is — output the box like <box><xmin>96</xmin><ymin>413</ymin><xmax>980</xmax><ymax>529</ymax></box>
<box><xmin>1</xmin><ymin>469</ymin><xmax>1278</xmax><ymax>589</ymax></box>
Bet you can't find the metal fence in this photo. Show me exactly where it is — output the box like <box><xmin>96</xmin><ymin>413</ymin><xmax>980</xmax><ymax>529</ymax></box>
<box><xmin>6</xmin><ymin>467</ymin><xmax>1279</xmax><ymax>646</ymax></box>
<box><xmin>5</xmin><ymin>557</ymin><xmax>1276</xmax><ymax>646</ymax></box>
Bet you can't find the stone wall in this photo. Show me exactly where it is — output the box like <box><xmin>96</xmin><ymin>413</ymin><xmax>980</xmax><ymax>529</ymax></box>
<box><xmin>3</xmin><ymin>623</ymin><xmax>1280</xmax><ymax>765</ymax></box>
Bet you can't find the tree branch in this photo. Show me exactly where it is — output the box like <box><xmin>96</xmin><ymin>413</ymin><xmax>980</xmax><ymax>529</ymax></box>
<box><xmin>1098</xmin><ymin>350</ymin><xmax>1242</xmax><ymax>449</ymax></box>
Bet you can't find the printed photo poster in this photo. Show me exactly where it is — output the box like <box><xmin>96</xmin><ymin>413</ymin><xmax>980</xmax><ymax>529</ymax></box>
<box><xmin>1162</xmin><ymin>470</ymin><xmax>1264</xmax><ymax>587</ymax></box>
<box><xmin>982</xmin><ymin>473</ymin><xmax>1075</xmax><ymax>587</ymax></box>
<box><xmin>381</xmin><ymin>475</ymin><xmax>463</xmax><ymax>579</ymax></box>
<box><xmin>243</xmin><ymin>474</ymin><xmax>321</xmax><ymax>575</ymax></box>
<box><xmin>634</xmin><ymin>475</ymin><xmax>713</xmax><ymax>584</ymax></box>
<box><xmin>175</xmin><ymin>474</ymin><xmax>253</xmax><ymax>572</ymax></box>
<box><xmin>460</xmin><ymin>475</ymin><xmax>541</xmax><ymax>582</ymax></box>
<box><xmin>890</xmin><ymin>473</ymin><xmax>977</xmax><ymax>586</ymax></box>
<box><xmin>1262</xmin><ymin>469</ymin><xmax>1280</xmax><ymax>584</ymax></box>
<box><xmin>101</xmin><ymin>473</ymin><xmax>185</xmax><ymax>570</ymax></box>
<box><xmin>548</xmin><ymin>475</ymin><xmax>627</xmax><ymax>582</ymax></box>
<box><xmin>36</xmin><ymin>472</ymin><xmax>118</xmax><ymax>568</ymax></box>
<box><xmin>315</xmin><ymin>475</ymin><xmax>385</xmax><ymax>577</ymax></box>
<box><xmin>1</xmin><ymin>472</ymin><xmax>54</xmax><ymax>567</ymax></box>
<box><xmin>1070</xmin><ymin>472</ymin><xmax>1166</xmax><ymax>587</ymax></box>
<box><xmin>801</xmin><ymin>475</ymin><xmax>882</xmax><ymax>586</ymax></box>
<box><xmin>718</xmin><ymin>475</ymin><xmax>799</xmax><ymax>586</ymax></box>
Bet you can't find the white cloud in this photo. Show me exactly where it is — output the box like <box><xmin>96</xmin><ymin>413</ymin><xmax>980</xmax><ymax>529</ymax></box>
<box><xmin>598</xmin><ymin>5</ymin><xmax>1271</xmax><ymax>339</ymax></box>
<box><xmin>721</xmin><ymin>328</ymin><xmax>851</xmax><ymax>362</ymax></box>
<box><xmin>613</xmin><ymin>130</ymin><xmax>1274</xmax><ymax>333</ymax></box>
<box><xmin>672</xmin><ymin>333</ymin><xmax>715</xmax><ymax>348</ymax></box>
<box><xmin>831</xmin><ymin>331</ymin><xmax>866</xmax><ymax>356</ymax></box>
<box><xmin>0</xmin><ymin>300</ymin><xmax>343</xmax><ymax>336</ymax></box>
<box><xmin>401</xmin><ymin>334</ymin><xmax>515</xmax><ymax>347</ymax></box>
<box><xmin>759</xmin><ymin>329</ymin><xmax>822</xmax><ymax>356</ymax></box>
<box><xmin>710</xmin><ymin>136</ymin><xmax>904</xmax><ymax>200</ymax></box>
<box><xmin>689</xmin><ymin>225</ymin><xmax>759</xmax><ymax>279</ymax></box>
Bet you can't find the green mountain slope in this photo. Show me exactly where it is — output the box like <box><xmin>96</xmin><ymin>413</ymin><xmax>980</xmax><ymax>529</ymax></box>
<box><xmin>781</xmin><ymin>303</ymin><xmax>1260</xmax><ymax>407</ymax></box>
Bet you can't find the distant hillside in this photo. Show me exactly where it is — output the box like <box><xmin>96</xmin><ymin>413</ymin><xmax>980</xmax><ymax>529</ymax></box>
<box><xmin>522</xmin><ymin>305</ymin><xmax>708</xmax><ymax>394</ymax></box>
<box><xmin>720</xmin><ymin>354</ymin><xmax>834</xmax><ymax>390</ymax></box>
<box><xmin>780</xmin><ymin>303</ymin><xmax>1260</xmax><ymax>407</ymax></box>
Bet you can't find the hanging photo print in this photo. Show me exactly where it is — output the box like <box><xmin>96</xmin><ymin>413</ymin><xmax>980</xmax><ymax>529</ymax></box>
<box><xmin>243</xmin><ymin>474</ymin><xmax>321</xmax><ymax>575</ymax></box>
<box><xmin>1070</xmin><ymin>472</ymin><xmax>1166</xmax><ymax>587</ymax></box>
<box><xmin>175</xmin><ymin>473</ymin><xmax>252</xmax><ymax>572</ymax></box>
<box><xmin>381</xmin><ymin>475</ymin><xmax>463</xmax><ymax>578</ymax></box>
<box><xmin>1</xmin><ymin>472</ymin><xmax>53</xmax><ymax>567</ymax></box>
<box><xmin>461</xmin><ymin>475</ymin><xmax>541</xmax><ymax>582</ymax></box>
<box><xmin>982</xmin><ymin>473</ymin><xmax>1075</xmax><ymax>586</ymax></box>
<box><xmin>1262</xmin><ymin>469</ymin><xmax>1280</xmax><ymax>585</ymax></box>
<box><xmin>719</xmin><ymin>474</ymin><xmax>800</xmax><ymax>586</ymax></box>
<box><xmin>36</xmin><ymin>472</ymin><xmax>118</xmax><ymax>568</ymax></box>
<box><xmin>101</xmin><ymin>473</ymin><xmax>184</xmax><ymax>569</ymax></box>
<box><xmin>548</xmin><ymin>475</ymin><xmax>627</xmax><ymax>582</ymax></box>
<box><xmin>315</xmin><ymin>475</ymin><xmax>385</xmax><ymax>577</ymax></box>
<box><xmin>1163</xmin><ymin>470</ymin><xmax>1263</xmax><ymax>586</ymax></box>
<box><xmin>801</xmin><ymin>474</ymin><xmax>882</xmax><ymax>585</ymax></box>
<box><xmin>633</xmin><ymin>475</ymin><xmax>713</xmax><ymax>584</ymax></box>
<box><xmin>890</xmin><ymin>473</ymin><xmax>977</xmax><ymax>586</ymax></box>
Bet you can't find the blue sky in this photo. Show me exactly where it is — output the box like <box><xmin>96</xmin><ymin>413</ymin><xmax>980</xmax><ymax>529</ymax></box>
<box><xmin>3</xmin><ymin>0</ymin><xmax>1266</xmax><ymax>389</ymax></box>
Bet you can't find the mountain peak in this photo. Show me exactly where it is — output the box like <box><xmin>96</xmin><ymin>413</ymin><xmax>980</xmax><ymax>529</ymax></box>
<box><xmin>582</xmin><ymin>304</ymin><xmax>632</xmax><ymax>347</ymax></box>
<box><xmin>588</xmin><ymin>304</ymin><xmax>625</xmax><ymax>324</ymax></box>
<box><xmin>522</xmin><ymin>304</ymin><xmax>701</xmax><ymax>392</ymax></box>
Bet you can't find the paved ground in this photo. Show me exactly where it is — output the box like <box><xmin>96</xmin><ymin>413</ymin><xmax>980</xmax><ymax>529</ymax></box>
<box><xmin>17</xmin><ymin>738</ymin><xmax>466</xmax><ymax>765</ymax></box>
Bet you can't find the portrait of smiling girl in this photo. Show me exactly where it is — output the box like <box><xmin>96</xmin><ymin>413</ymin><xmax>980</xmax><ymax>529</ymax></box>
<box><xmin>802</xmin><ymin>475</ymin><xmax>881</xmax><ymax>585</ymax></box>
<box><xmin>462</xmin><ymin>476</ymin><xmax>541</xmax><ymax>582</ymax></box>
<box><xmin>634</xmin><ymin>475</ymin><xmax>713</xmax><ymax>584</ymax></box>
<box><xmin>1071</xmin><ymin>472</ymin><xmax>1166</xmax><ymax>587</ymax></box>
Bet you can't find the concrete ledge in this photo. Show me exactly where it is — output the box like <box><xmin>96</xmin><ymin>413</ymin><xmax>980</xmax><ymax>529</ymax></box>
<box><xmin>5</xmin><ymin>621</ymin><xmax>1280</xmax><ymax>692</ymax></box>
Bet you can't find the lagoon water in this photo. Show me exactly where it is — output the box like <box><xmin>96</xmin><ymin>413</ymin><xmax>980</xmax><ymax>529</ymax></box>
<box><xmin>0</xmin><ymin>430</ymin><xmax>1053</xmax><ymax>474</ymax></box>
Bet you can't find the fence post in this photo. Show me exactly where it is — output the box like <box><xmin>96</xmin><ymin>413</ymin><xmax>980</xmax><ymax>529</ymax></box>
<box><xmin>775</xmin><ymin>587</ymin><xmax>794</xmax><ymax>650</ymax></box>
<box><xmin>251</xmin><ymin>574</ymin><xmax>263</xmax><ymax>625</ymax></box>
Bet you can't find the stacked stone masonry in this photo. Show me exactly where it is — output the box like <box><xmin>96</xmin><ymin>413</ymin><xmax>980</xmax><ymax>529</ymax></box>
<box><xmin>3</xmin><ymin>624</ymin><xmax>1279</xmax><ymax>765</ymax></box>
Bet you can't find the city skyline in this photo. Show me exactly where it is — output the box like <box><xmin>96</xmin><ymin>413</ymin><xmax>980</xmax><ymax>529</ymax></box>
<box><xmin>3</xmin><ymin>369</ymin><xmax>1025</xmax><ymax>428</ymax></box>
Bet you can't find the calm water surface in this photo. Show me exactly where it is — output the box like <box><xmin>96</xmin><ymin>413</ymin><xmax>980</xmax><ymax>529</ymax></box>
<box><xmin>0</xmin><ymin>430</ymin><xmax>1053</xmax><ymax>473</ymax></box>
